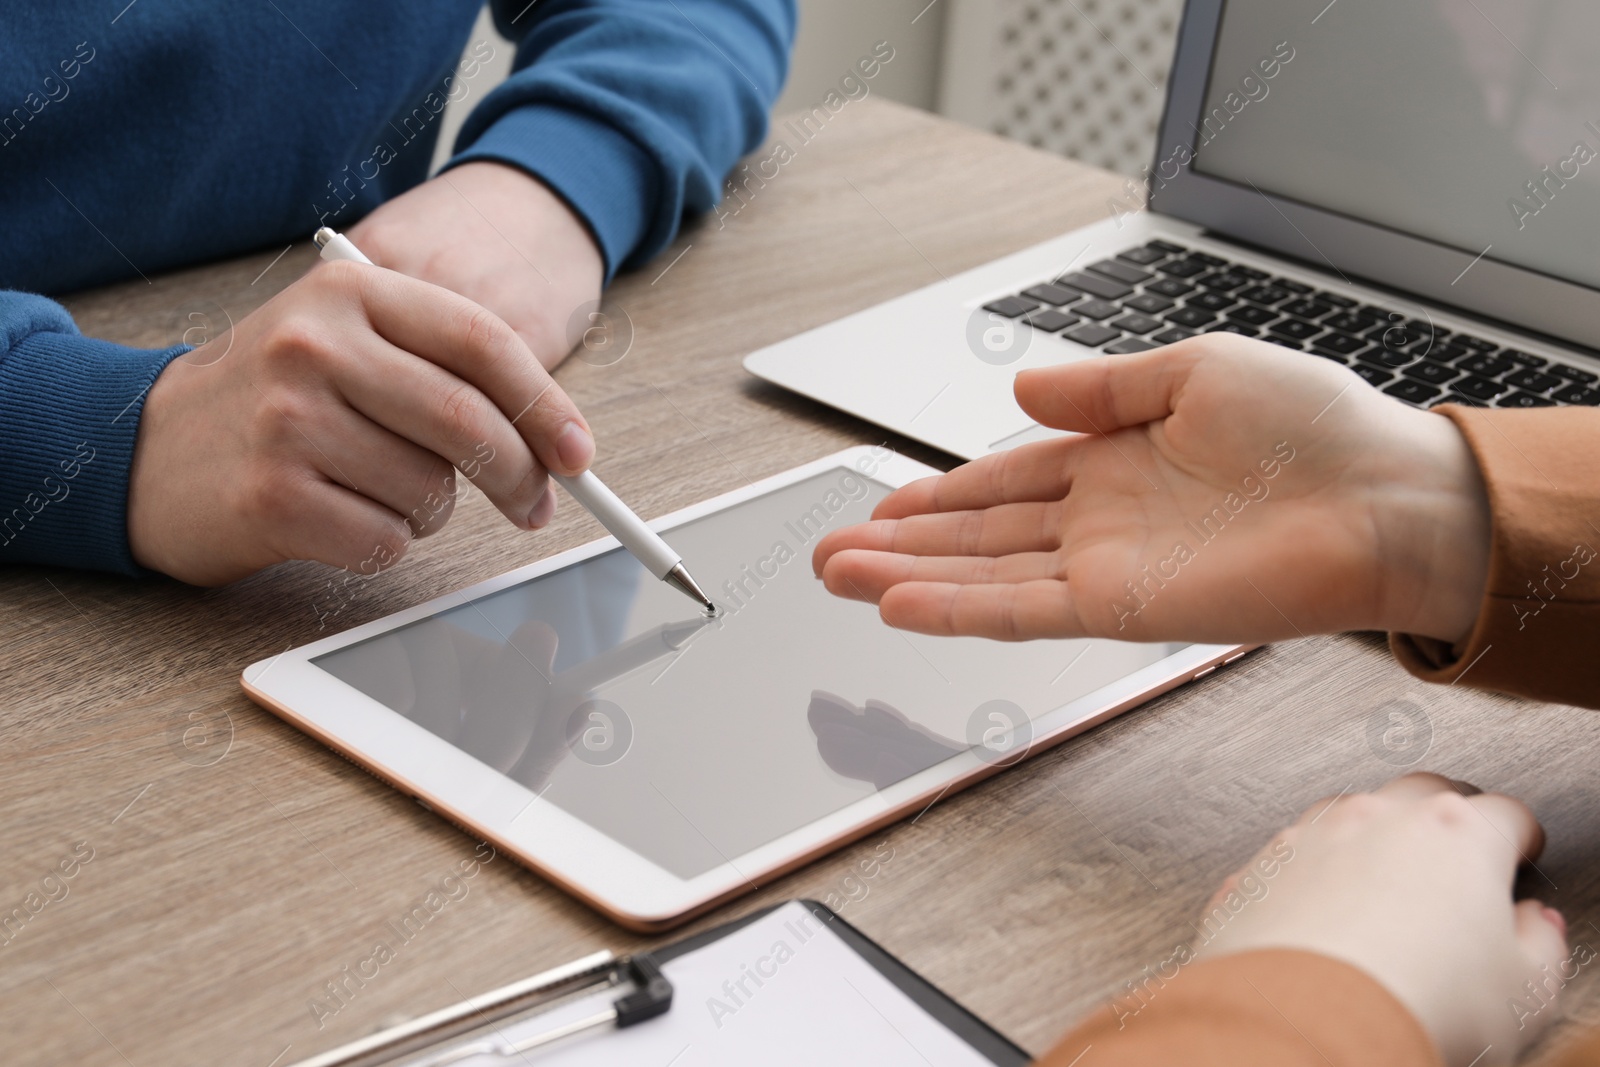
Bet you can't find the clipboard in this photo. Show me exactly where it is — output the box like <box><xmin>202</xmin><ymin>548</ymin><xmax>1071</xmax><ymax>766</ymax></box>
<box><xmin>290</xmin><ymin>899</ymin><xmax>1029</xmax><ymax>1066</ymax></box>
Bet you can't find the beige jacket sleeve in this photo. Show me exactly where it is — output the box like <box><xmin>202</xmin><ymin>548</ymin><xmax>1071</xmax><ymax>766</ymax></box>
<box><xmin>1033</xmin><ymin>949</ymin><xmax>1442</xmax><ymax>1066</ymax></box>
<box><xmin>1391</xmin><ymin>406</ymin><xmax>1600</xmax><ymax>707</ymax></box>
<box><xmin>1037</xmin><ymin>409</ymin><xmax>1600</xmax><ymax>1067</ymax></box>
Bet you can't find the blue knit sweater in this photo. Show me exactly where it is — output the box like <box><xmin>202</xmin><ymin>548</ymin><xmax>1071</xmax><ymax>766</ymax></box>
<box><xmin>0</xmin><ymin>0</ymin><xmax>792</xmax><ymax>575</ymax></box>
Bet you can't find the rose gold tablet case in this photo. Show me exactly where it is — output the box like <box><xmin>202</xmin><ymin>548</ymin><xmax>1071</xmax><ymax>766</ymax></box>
<box><xmin>243</xmin><ymin>643</ymin><xmax>1253</xmax><ymax>931</ymax></box>
<box><xmin>243</xmin><ymin>447</ymin><xmax>1252</xmax><ymax>930</ymax></box>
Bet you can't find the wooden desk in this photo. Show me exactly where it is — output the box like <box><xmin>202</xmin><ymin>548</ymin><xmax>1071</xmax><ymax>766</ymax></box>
<box><xmin>6</xmin><ymin>99</ymin><xmax>1600</xmax><ymax>1065</ymax></box>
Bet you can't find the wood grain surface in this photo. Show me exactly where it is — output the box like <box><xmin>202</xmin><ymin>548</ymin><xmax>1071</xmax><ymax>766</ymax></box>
<box><xmin>6</xmin><ymin>99</ymin><xmax>1600</xmax><ymax>1065</ymax></box>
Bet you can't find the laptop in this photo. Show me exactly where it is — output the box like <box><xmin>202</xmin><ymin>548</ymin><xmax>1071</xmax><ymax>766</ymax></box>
<box><xmin>745</xmin><ymin>0</ymin><xmax>1600</xmax><ymax>461</ymax></box>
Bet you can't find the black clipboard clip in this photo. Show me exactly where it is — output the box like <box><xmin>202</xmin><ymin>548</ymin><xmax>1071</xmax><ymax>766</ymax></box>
<box><xmin>288</xmin><ymin>951</ymin><xmax>673</xmax><ymax>1067</ymax></box>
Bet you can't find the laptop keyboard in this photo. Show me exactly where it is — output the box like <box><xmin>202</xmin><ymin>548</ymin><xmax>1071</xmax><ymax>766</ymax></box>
<box><xmin>982</xmin><ymin>239</ymin><xmax>1600</xmax><ymax>409</ymax></box>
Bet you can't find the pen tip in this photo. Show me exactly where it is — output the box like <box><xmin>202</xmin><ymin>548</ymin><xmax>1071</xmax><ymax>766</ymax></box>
<box><xmin>664</xmin><ymin>563</ymin><xmax>717</xmax><ymax>616</ymax></box>
<box><xmin>313</xmin><ymin>227</ymin><xmax>335</xmax><ymax>249</ymax></box>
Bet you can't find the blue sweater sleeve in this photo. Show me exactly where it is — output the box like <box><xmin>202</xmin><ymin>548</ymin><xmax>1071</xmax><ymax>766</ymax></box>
<box><xmin>453</xmin><ymin>0</ymin><xmax>796</xmax><ymax>280</ymax></box>
<box><xmin>0</xmin><ymin>292</ymin><xmax>186</xmax><ymax>575</ymax></box>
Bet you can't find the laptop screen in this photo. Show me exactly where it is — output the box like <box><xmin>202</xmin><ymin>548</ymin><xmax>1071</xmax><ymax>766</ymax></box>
<box><xmin>1193</xmin><ymin>0</ymin><xmax>1600</xmax><ymax>292</ymax></box>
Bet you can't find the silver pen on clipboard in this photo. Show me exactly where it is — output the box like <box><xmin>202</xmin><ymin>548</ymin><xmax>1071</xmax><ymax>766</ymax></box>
<box><xmin>285</xmin><ymin>950</ymin><xmax>673</xmax><ymax>1067</ymax></box>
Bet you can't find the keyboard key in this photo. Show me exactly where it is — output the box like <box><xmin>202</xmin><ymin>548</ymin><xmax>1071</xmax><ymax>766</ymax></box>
<box><xmin>1264</xmin><ymin>337</ymin><xmax>1305</xmax><ymax>351</ymax></box>
<box><xmin>1434</xmin><ymin>393</ymin><xmax>1489</xmax><ymax>408</ymax></box>
<box><xmin>1151</xmin><ymin>327</ymin><xmax>1195</xmax><ymax>345</ymax></box>
<box><xmin>1402</xmin><ymin>360</ymin><xmax>1458</xmax><ymax>386</ymax></box>
<box><xmin>984</xmin><ymin>296</ymin><xmax>1039</xmax><ymax>318</ymax></box>
<box><xmin>1166</xmin><ymin>307</ymin><xmax>1217</xmax><ymax>328</ymax></box>
<box><xmin>1234</xmin><ymin>266</ymin><xmax>1272</xmax><ymax>281</ymax></box>
<box><xmin>1057</xmin><ymin>271</ymin><xmax>1133</xmax><ymax>300</ymax></box>
<box><xmin>1239</xmin><ymin>285</ymin><xmax>1292</xmax><ymax>306</ymax></box>
<box><xmin>1452</xmin><ymin>375</ymin><xmax>1507</xmax><ymax>401</ymax></box>
<box><xmin>1027</xmin><ymin>309</ymin><xmax>1080</xmax><ymax>332</ymax></box>
<box><xmin>1191</xmin><ymin>252</ymin><xmax>1229</xmax><ymax>267</ymax></box>
<box><xmin>1325</xmin><ymin>311</ymin><xmax>1380</xmax><ymax>334</ymax></box>
<box><xmin>1189</xmin><ymin>291</ymin><xmax>1238</xmax><ymax>312</ymax></box>
<box><xmin>1553</xmin><ymin>383</ymin><xmax>1600</xmax><ymax>404</ymax></box>
<box><xmin>1124</xmin><ymin>293</ymin><xmax>1175</xmax><ymax>313</ymax></box>
<box><xmin>1274</xmin><ymin>278</ymin><xmax>1314</xmax><ymax>294</ymax></box>
<box><xmin>1316</xmin><ymin>332</ymin><xmax>1367</xmax><ymax>355</ymax></box>
<box><xmin>1110</xmin><ymin>313</ymin><xmax>1164</xmax><ymax>334</ymax></box>
<box><xmin>1118</xmin><ymin>245</ymin><xmax>1169</xmax><ymax>265</ymax></box>
<box><xmin>1364</xmin><ymin>324</ymin><xmax>1432</xmax><ymax>349</ymax></box>
<box><xmin>1455</xmin><ymin>335</ymin><xmax>1499</xmax><ymax>352</ymax></box>
<box><xmin>1147</xmin><ymin>239</ymin><xmax>1187</xmax><ymax>254</ymax></box>
<box><xmin>1228</xmin><ymin>305</ymin><xmax>1277</xmax><ymax>327</ymax></box>
<box><xmin>1356</xmin><ymin>345</ymin><xmax>1414</xmax><ymax>369</ymax></box>
<box><xmin>1280</xmin><ymin>299</ymin><xmax>1334</xmax><ymax>320</ymax></box>
<box><xmin>1022</xmin><ymin>283</ymin><xmax>1083</xmax><ymax>306</ymax></box>
<box><xmin>1457</xmin><ymin>353</ymin><xmax>1513</xmax><ymax>378</ymax></box>
<box><xmin>1064</xmin><ymin>324</ymin><xmax>1121</xmax><ymax>348</ymax></box>
<box><xmin>1353</xmin><ymin>364</ymin><xmax>1395</xmax><ymax>386</ymax></box>
<box><xmin>1497</xmin><ymin>391</ymin><xmax>1556</xmax><ymax>408</ymax></box>
<box><xmin>1197</xmin><ymin>271</ymin><xmax>1252</xmax><ymax>291</ymax></box>
<box><xmin>1500</xmin><ymin>348</ymin><xmax>1547</xmax><ymax>367</ymax></box>
<box><xmin>1104</xmin><ymin>337</ymin><xmax>1159</xmax><ymax>354</ymax></box>
<box><xmin>1426</xmin><ymin>343</ymin><xmax>1470</xmax><ymax>363</ymax></box>
<box><xmin>1207</xmin><ymin>322</ymin><xmax>1260</xmax><ymax>337</ymax></box>
<box><xmin>1158</xmin><ymin>258</ymin><xmax>1211</xmax><ymax>278</ymax></box>
<box><xmin>1551</xmin><ymin>362</ymin><xmax>1599</xmax><ymax>384</ymax></box>
<box><xmin>1504</xmin><ymin>369</ymin><xmax>1562</xmax><ymax>393</ymax></box>
<box><xmin>1317</xmin><ymin>291</ymin><xmax>1358</xmax><ymax>308</ymax></box>
<box><xmin>1394</xmin><ymin>321</ymin><xmax>1440</xmax><ymax>337</ymax></box>
<box><xmin>1074</xmin><ymin>299</ymin><xmax>1122</xmax><ymax>320</ymax></box>
<box><xmin>1269</xmin><ymin>319</ymin><xmax>1322</xmax><ymax>341</ymax></box>
<box><xmin>1310</xmin><ymin>348</ymin><xmax>1352</xmax><ymax>364</ymax></box>
<box><xmin>1374</xmin><ymin>340</ymin><xmax>1428</xmax><ymax>365</ymax></box>
<box><xmin>1383</xmin><ymin>379</ymin><xmax>1442</xmax><ymax>404</ymax></box>
<box><xmin>1089</xmin><ymin>259</ymin><xmax>1154</xmax><ymax>285</ymax></box>
<box><xmin>1146</xmin><ymin>277</ymin><xmax>1197</xmax><ymax>298</ymax></box>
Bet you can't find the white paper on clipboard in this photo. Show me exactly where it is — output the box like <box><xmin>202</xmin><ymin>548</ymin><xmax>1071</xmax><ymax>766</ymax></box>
<box><xmin>446</xmin><ymin>902</ymin><xmax>999</xmax><ymax>1066</ymax></box>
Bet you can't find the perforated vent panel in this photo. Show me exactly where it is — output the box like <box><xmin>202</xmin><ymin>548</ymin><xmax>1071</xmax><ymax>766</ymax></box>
<box><xmin>947</xmin><ymin>0</ymin><xmax>1186</xmax><ymax>177</ymax></box>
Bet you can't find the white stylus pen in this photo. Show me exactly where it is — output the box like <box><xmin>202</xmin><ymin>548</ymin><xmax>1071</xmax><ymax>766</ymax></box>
<box><xmin>312</xmin><ymin>227</ymin><xmax>717</xmax><ymax>615</ymax></box>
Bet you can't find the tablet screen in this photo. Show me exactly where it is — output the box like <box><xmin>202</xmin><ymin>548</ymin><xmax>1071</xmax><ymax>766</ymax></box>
<box><xmin>315</xmin><ymin>465</ymin><xmax>1185</xmax><ymax>878</ymax></box>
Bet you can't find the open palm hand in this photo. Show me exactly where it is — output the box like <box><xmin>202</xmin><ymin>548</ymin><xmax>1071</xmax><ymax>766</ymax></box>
<box><xmin>814</xmin><ymin>337</ymin><xmax>1489</xmax><ymax>645</ymax></box>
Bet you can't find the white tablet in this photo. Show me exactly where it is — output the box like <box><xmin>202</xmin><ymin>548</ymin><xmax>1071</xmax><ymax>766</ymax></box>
<box><xmin>243</xmin><ymin>447</ymin><xmax>1246</xmax><ymax>930</ymax></box>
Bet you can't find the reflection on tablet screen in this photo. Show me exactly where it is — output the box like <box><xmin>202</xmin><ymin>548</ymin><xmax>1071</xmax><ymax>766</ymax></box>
<box><xmin>315</xmin><ymin>468</ymin><xmax>1185</xmax><ymax>878</ymax></box>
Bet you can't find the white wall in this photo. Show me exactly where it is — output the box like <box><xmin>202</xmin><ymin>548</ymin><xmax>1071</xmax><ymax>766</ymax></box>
<box><xmin>433</xmin><ymin>6</ymin><xmax>515</xmax><ymax>174</ymax></box>
<box><xmin>774</xmin><ymin>0</ymin><xmax>948</xmax><ymax>116</ymax></box>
